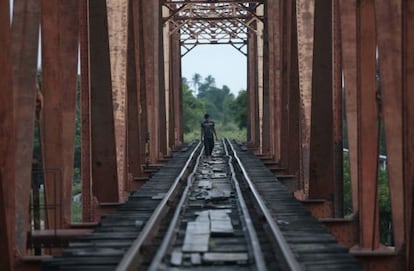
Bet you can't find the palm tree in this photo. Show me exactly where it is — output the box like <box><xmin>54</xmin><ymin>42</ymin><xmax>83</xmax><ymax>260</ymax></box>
<box><xmin>191</xmin><ymin>73</ymin><xmax>202</xmax><ymax>94</ymax></box>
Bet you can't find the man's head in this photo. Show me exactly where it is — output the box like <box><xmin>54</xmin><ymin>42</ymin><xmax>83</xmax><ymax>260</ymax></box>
<box><xmin>204</xmin><ymin>113</ymin><xmax>210</xmax><ymax>120</ymax></box>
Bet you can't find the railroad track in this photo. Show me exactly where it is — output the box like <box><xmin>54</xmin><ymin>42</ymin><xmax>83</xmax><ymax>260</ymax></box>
<box><xmin>44</xmin><ymin>140</ymin><xmax>362</xmax><ymax>271</ymax></box>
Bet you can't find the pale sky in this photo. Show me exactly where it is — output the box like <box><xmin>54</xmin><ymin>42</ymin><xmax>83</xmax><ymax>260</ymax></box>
<box><xmin>181</xmin><ymin>45</ymin><xmax>247</xmax><ymax>96</ymax></box>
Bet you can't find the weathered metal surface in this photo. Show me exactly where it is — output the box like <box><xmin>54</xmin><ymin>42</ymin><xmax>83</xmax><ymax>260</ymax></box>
<box><xmin>11</xmin><ymin>0</ymin><xmax>40</xmax><ymax>253</ymax></box>
<box><xmin>106</xmin><ymin>0</ymin><xmax>129</xmax><ymax>201</ymax></box>
<box><xmin>357</xmin><ymin>0</ymin><xmax>380</xmax><ymax>249</ymax></box>
<box><xmin>296</xmin><ymin>0</ymin><xmax>315</xmax><ymax>197</ymax></box>
<box><xmin>142</xmin><ymin>0</ymin><xmax>162</xmax><ymax>163</ymax></box>
<box><xmin>80</xmin><ymin>0</ymin><xmax>92</xmax><ymax>222</ymax></box>
<box><xmin>309</xmin><ymin>0</ymin><xmax>334</xmax><ymax>203</ymax></box>
<box><xmin>132</xmin><ymin>0</ymin><xmax>149</xmax><ymax>174</ymax></box>
<box><xmin>170</xmin><ymin>28</ymin><xmax>183</xmax><ymax>148</ymax></box>
<box><xmin>89</xmin><ymin>0</ymin><xmax>119</xmax><ymax>202</ymax></box>
<box><xmin>41</xmin><ymin>0</ymin><xmax>79</xmax><ymax>228</ymax></box>
<box><xmin>339</xmin><ymin>0</ymin><xmax>359</xmax><ymax>214</ymax></box>
<box><xmin>404</xmin><ymin>0</ymin><xmax>414</xmax><ymax>268</ymax></box>
<box><xmin>287</xmin><ymin>7</ymin><xmax>301</xmax><ymax>178</ymax></box>
<box><xmin>127</xmin><ymin>0</ymin><xmax>143</xmax><ymax>184</ymax></box>
<box><xmin>279</xmin><ymin>0</ymin><xmax>293</xmax><ymax>170</ymax></box>
<box><xmin>0</xmin><ymin>1</ymin><xmax>16</xmax><ymax>269</ymax></box>
<box><xmin>247</xmin><ymin>23</ymin><xmax>259</xmax><ymax>149</ymax></box>
<box><xmin>375</xmin><ymin>0</ymin><xmax>404</xmax><ymax>249</ymax></box>
<box><xmin>332</xmin><ymin>0</ymin><xmax>344</xmax><ymax>218</ymax></box>
<box><xmin>265</xmin><ymin>0</ymin><xmax>281</xmax><ymax>162</ymax></box>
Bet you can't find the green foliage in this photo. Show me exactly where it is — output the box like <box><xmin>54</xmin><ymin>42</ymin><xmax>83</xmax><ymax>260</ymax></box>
<box><xmin>184</xmin><ymin>74</ymin><xmax>247</xmax><ymax>141</ymax></box>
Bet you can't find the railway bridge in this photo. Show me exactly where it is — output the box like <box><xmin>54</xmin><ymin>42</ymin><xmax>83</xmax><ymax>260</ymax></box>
<box><xmin>1</xmin><ymin>0</ymin><xmax>413</xmax><ymax>270</ymax></box>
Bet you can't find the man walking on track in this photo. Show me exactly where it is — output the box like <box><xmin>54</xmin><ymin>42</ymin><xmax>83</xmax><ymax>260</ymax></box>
<box><xmin>200</xmin><ymin>113</ymin><xmax>218</xmax><ymax>158</ymax></box>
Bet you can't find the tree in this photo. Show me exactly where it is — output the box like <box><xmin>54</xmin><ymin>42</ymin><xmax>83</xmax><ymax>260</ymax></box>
<box><xmin>191</xmin><ymin>73</ymin><xmax>202</xmax><ymax>94</ymax></box>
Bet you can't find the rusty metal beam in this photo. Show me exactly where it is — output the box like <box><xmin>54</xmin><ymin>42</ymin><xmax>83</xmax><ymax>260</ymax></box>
<box><xmin>107</xmin><ymin>0</ymin><xmax>129</xmax><ymax>201</ymax></box>
<box><xmin>309</xmin><ymin>0</ymin><xmax>334</xmax><ymax>204</ymax></box>
<box><xmin>127</xmin><ymin>0</ymin><xmax>143</xmax><ymax>184</ymax></box>
<box><xmin>89</xmin><ymin>0</ymin><xmax>119</xmax><ymax>203</ymax></box>
<box><xmin>142</xmin><ymin>0</ymin><xmax>164</xmax><ymax>163</ymax></box>
<box><xmin>41</xmin><ymin>0</ymin><xmax>80</xmax><ymax>228</ymax></box>
<box><xmin>11</xmin><ymin>0</ymin><xmax>40</xmax><ymax>253</ymax></box>
<box><xmin>247</xmin><ymin>22</ymin><xmax>259</xmax><ymax>149</ymax></box>
<box><xmin>265</xmin><ymin>0</ymin><xmax>281</xmax><ymax>162</ymax></box>
<box><xmin>375</xmin><ymin>0</ymin><xmax>404</xmax><ymax>249</ymax></box>
<box><xmin>296</xmin><ymin>0</ymin><xmax>315</xmax><ymax>197</ymax></box>
<box><xmin>339</xmin><ymin>0</ymin><xmax>359</xmax><ymax>214</ymax></box>
<box><xmin>170</xmin><ymin>29</ymin><xmax>183</xmax><ymax>148</ymax></box>
<box><xmin>132</xmin><ymin>0</ymin><xmax>149</xmax><ymax>173</ymax></box>
<box><xmin>332</xmin><ymin>0</ymin><xmax>344</xmax><ymax>217</ymax></box>
<box><xmin>80</xmin><ymin>0</ymin><xmax>93</xmax><ymax>222</ymax></box>
<box><xmin>287</xmin><ymin>1</ymin><xmax>300</xmax><ymax>178</ymax></box>
<box><xmin>357</xmin><ymin>0</ymin><xmax>380</xmax><ymax>249</ymax></box>
<box><xmin>403</xmin><ymin>0</ymin><xmax>414</xmax><ymax>268</ymax></box>
<box><xmin>0</xmin><ymin>1</ymin><xmax>16</xmax><ymax>269</ymax></box>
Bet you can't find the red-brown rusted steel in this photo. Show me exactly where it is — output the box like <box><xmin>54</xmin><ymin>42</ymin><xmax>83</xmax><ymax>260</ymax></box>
<box><xmin>279</xmin><ymin>0</ymin><xmax>292</xmax><ymax>171</ymax></box>
<box><xmin>339</xmin><ymin>0</ymin><xmax>359</xmax><ymax>214</ymax></box>
<box><xmin>404</xmin><ymin>0</ymin><xmax>414</xmax><ymax>268</ymax></box>
<box><xmin>247</xmin><ymin>23</ymin><xmax>259</xmax><ymax>149</ymax></box>
<box><xmin>261</xmin><ymin>13</ymin><xmax>271</xmax><ymax>156</ymax></box>
<box><xmin>80</xmin><ymin>0</ymin><xmax>93</xmax><ymax>222</ymax></box>
<box><xmin>296</xmin><ymin>0</ymin><xmax>315</xmax><ymax>196</ymax></box>
<box><xmin>332</xmin><ymin>0</ymin><xmax>344</xmax><ymax>217</ymax></box>
<box><xmin>132</xmin><ymin>0</ymin><xmax>149</xmax><ymax>174</ymax></box>
<box><xmin>127</xmin><ymin>0</ymin><xmax>143</xmax><ymax>186</ymax></box>
<box><xmin>375</xmin><ymin>0</ymin><xmax>404</xmax><ymax>249</ymax></box>
<box><xmin>60</xmin><ymin>0</ymin><xmax>80</xmax><ymax>227</ymax></box>
<box><xmin>11</xmin><ymin>0</ymin><xmax>40</xmax><ymax>253</ymax></box>
<box><xmin>107</xmin><ymin>0</ymin><xmax>129</xmax><ymax>202</ymax></box>
<box><xmin>265</xmin><ymin>0</ymin><xmax>281</xmax><ymax>162</ymax></box>
<box><xmin>309</xmin><ymin>0</ymin><xmax>334</xmax><ymax>204</ymax></box>
<box><xmin>89</xmin><ymin>0</ymin><xmax>119</xmax><ymax>203</ymax></box>
<box><xmin>287</xmin><ymin>4</ymin><xmax>300</xmax><ymax>178</ymax></box>
<box><xmin>170</xmin><ymin>29</ymin><xmax>183</xmax><ymax>148</ymax></box>
<box><xmin>41</xmin><ymin>0</ymin><xmax>80</xmax><ymax>228</ymax></box>
<box><xmin>357</xmin><ymin>0</ymin><xmax>380</xmax><ymax>249</ymax></box>
<box><xmin>142</xmin><ymin>0</ymin><xmax>162</xmax><ymax>163</ymax></box>
<box><xmin>0</xmin><ymin>1</ymin><xmax>16</xmax><ymax>269</ymax></box>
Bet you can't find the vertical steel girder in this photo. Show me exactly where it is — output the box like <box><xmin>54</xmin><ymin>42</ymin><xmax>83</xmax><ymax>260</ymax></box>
<box><xmin>11</xmin><ymin>0</ymin><xmax>40</xmax><ymax>253</ymax></box>
<box><xmin>0</xmin><ymin>1</ymin><xmax>16</xmax><ymax>269</ymax></box>
<box><xmin>127</xmin><ymin>0</ymin><xmax>144</xmax><ymax>185</ymax></box>
<box><xmin>80</xmin><ymin>0</ymin><xmax>93</xmax><ymax>222</ymax></box>
<box><xmin>357</xmin><ymin>0</ymin><xmax>380</xmax><ymax>249</ymax></box>
<box><xmin>89</xmin><ymin>0</ymin><xmax>119</xmax><ymax>203</ymax></box>
<box><xmin>339</xmin><ymin>0</ymin><xmax>359</xmax><ymax>214</ymax></box>
<box><xmin>41</xmin><ymin>0</ymin><xmax>79</xmax><ymax>228</ymax></box>
<box><xmin>142</xmin><ymin>0</ymin><xmax>164</xmax><ymax>163</ymax></box>
<box><xmin>309</xmin><ymin>0</ymin><xmax>334</xmax><ymax>203</ymax></box>
<box><xmin>107</xmin><ymin>0</ymin><xmax>129</xmax><ymax>201</ymax></box>
<box><xmin>404</xmin><ymin>0</ymin><xmax>414</xmax><ymax>268</ymax></box>
<box><xmin>296</xmin><ymin>0</ymin><xmax>315</xmax><ymax>196</ymax></box>
<box><xmin>332</xmin><ymin>0</ymin><xmax>344</xmax><ymax>217</ymax></box>
<box><xmin>264</xmin><ymin>0</ymin><xmax>281</xmax><ymax>161</ymax></box>
<box><xmin>287</xmin><ymin>3</ymin><xmax>301</xmax><ymax>177</ymax></box>
<box><xmin>170</xmin><ymin>30</ymin><xmax>183</xmax><ymax>148</ymax></box>
<box><xmin>247</xmin><ymin>25</ymin><xmax>259</xmax><ymax>149</ymax></box>
<box><xmin>375</xmin><ymin>0</ymin><xmax>404</xmax><ymax>249</ymax></box>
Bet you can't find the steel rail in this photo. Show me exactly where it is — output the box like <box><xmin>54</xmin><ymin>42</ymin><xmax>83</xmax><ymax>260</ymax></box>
<box><xmin>225</xmin><ymin>138</ymin><xmax>304</xmax><ymax>271</ymax></box>
<box><xmin>223</xmin><ymin>139</ymin><xmax>268</xmax><ymax>271</ymax></box>
<box><xmin>147</xmin><ymin>145</ymin><xmax>204</xmax><ymax>271</ymax></box>
<box><xmin>116</xmin><ymin>142</ymin><xmax>202</xmax><ymax>271</ymax></box>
